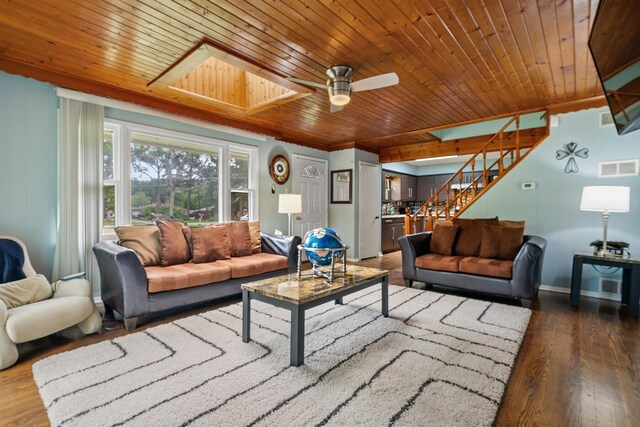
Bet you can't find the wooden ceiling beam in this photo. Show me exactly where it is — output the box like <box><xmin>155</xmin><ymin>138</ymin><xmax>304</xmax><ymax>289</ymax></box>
<box><xmin>547</xmin><ymin>95</ymin><xmax>607</xmax><ymax>115</ymax></box>
<box><xmin>379</xmin><ymin>126</ymin><xmax>547</xmax><ymax>163</ymax></box>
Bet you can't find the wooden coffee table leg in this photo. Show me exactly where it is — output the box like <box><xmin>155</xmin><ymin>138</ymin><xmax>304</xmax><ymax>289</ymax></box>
<box><xmin>242</xmin><ymin>289</ymin><xmax>250</xmax><ymax>343</ymax></box>
<box><xmin>291</xmin><ymin>305</ymin><xmax>305</xmax><ymax>366</ymax></box>
<box><xmin>382</xmin><ymin>275</ymin><xmax>389</xmax><ymax>317</ymax></box>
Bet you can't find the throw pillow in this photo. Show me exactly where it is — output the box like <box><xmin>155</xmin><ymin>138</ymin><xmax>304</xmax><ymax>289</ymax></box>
<box><xmin>0</xmin><ymin>274</ymin><xmax>52</xmax><ymax>309</ymax></box>
<box><xmin>115</xmin><ymin>225</ymin><xmax>162</xmax><ymax>266</ymax></box>
<box><xmin>248</xmin><ymin>220</ymin><xmax>262</xmax><ymax>254</ymax></box>
<box><xmin>156</xmin><ymin>220</ymin><xmax>191</xmax><ymax>266</ymax></box>
<box><xmin>480</xmin><ymin>224</ymin><xmax>525</xmax><ymax>260</ymax></box>
<box><xmin>429</xmin><ymin>224</ymin><xmax>459</xmax><ymax>256</ymax></box>
<box><xmin>0</xmin><ymin>239</ymin><xmax>27</xmax><ymax>284</ymax></box>
<box><xmin>225</xmin><ymin>221</ymin><xmax>252</xmax><ymax>257</ymax></box>
<box><xmin>452</xmin><ymin>217</ymin><xmax>499</xmax><ymax>257</ymax></box>
<box><xmin>185</xmin><ymin>226</ymin><xmax>230</xmax><ymax>263</ymax></box>
<box><xmin>499</xmin><ymin>220</ymin><xmax>526</xmax><ymax>229</ymax></box>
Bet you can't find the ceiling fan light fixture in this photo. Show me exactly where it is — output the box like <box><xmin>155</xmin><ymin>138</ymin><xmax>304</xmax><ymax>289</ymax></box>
<box><xmin>328</xmin><ymin>79</ymin><xmax>352</xmax><ymax>106</ymax></box>
<box><xmin>330</xmin><ymin>93</ymin><xmax>351</xmax><ymax>106</ymax></box>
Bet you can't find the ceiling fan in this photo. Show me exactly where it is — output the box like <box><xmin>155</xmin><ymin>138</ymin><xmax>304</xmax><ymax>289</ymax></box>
<box><xmin>288</xmin><ymin>65</ymin><xmax>399</xmax><ymax>112</ymax></box>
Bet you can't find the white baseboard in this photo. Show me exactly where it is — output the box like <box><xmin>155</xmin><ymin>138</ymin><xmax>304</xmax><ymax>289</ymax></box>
<box><xmin>539</xmin><ymin>284</ymin><xmax>621</xmax><ymax>302</ymax></box>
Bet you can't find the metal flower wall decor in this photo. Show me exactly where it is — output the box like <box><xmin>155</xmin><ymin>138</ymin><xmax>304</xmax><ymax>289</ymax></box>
<box><xmin>556</xmin><ymin>142</ymin><xmax>589</xmax><ymax>173</ymax></box>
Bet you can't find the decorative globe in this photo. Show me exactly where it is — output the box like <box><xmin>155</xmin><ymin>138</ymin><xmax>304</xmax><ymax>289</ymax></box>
<box><xmin>303</xmin><ymin>228</ymin><xmax>345</xmax><ymax>267</ymax></box>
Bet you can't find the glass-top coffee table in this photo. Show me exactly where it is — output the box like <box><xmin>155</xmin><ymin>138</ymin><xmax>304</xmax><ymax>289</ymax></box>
<box><xmin>241</xmin><ymin>265</ymin><xmax>389</xmax><ymax>366</ymax></box>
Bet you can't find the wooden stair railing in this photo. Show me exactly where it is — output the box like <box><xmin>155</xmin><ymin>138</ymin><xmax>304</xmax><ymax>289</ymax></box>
<box><xmin>404</xmin><ymin>110</ymin><xmax>550</xmax><ymax>234</ymax></box>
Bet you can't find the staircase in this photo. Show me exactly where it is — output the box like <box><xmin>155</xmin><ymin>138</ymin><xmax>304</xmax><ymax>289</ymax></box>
<box><xmin>404</xmin><ymin>110</ymin><xmax>550</xmax><ymax>234</ymax></box>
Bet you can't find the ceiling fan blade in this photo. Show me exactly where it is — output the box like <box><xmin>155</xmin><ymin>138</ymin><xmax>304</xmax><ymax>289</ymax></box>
<box><xmin>330</xmin><ymin>103</ymin><xmax>344</xmax><ymax>113</ymax></box>
<box><xmin>350</xmin><ymin>72</ymin><xmax>399</xmax><ymax>92</ymax></box>
<box><xmin>287</xmin><ymin>76</ymin><xmax>327</xmax><ymax>90</ymax></box>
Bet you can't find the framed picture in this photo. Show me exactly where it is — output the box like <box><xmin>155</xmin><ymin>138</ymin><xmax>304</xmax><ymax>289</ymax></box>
<box><xmin>331</xmin><ymin>169</ymin><xmax>352</xmax><ymax>204</ymax></box>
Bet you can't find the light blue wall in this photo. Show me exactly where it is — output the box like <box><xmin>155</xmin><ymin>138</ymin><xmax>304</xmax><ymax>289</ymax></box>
<box><xmin>385</xmin><ymin>162</ymin><xmax>465</xmax><ymax>176</ymax></box>
<box><xmin>0</xmin><ymin>72</ymin><xmax>58</xmax><ymax>278</ymax></box>
<box><xmin>432</xmin><ymin>111</ymin><xmax>546</xmax><ymax>141</ymax></box>
<box><xmin>463</xmin><ymin>108</ymin><xmax>640</xmax><ymax>292</ymax></box>
<box><xmin>382</xmin><ymin>162</ymin><xmax>417</xmax><ymax>175</ymax></box>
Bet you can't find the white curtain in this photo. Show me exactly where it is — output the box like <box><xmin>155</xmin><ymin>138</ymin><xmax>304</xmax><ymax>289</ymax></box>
<box><xmin>53</xmin><ymin>99</ymin><xmax>104</xmax><ymax>294</ymax></box>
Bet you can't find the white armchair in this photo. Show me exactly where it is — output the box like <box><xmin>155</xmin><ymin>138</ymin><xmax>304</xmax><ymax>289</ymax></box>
<box><xmin>0</xmin><ymin>236</ymin><xmax>101</xmax><ymax>370</ymax></box>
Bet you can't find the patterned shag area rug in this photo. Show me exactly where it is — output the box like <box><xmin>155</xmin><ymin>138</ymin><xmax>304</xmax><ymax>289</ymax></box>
<box><xmin>33</xmin><ymin>285</ymin><xmax>530</xmax><ymax>427</ymax></box>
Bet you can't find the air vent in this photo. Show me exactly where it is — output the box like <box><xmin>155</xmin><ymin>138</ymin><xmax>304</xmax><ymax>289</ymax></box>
<box><xmin>598</xmin><ymin>159</ymin><xmax>639</xmax><ymax>177</ymax></box>
<box><xmin>599</xmin><ymin>278</ymin><xmax>620</xmax><ymax>295</ymax></box>
<box><xmin>599</xmin><ymin>111</ymin><xmax>614</xmax><ymax>128</ymax></box>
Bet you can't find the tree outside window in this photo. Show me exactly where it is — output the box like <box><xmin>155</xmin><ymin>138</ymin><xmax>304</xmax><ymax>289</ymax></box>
<box><xmin>130</xmin><ymin>133</ymin><xmax>219</xmax><ymax>225</ymax></box>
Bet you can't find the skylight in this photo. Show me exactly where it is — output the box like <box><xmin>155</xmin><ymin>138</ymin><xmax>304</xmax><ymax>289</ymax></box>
<box><xmin>149</xmin><ymin>41</ymin><xmax>312</xmax><ymax>115</ymax></box>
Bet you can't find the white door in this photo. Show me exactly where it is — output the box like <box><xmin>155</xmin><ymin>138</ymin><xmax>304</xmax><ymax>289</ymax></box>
<box><xmin>359</xmin><ymin>161</ymin><xmax>381</xmax><ymax>259</ymax></box>
<box><xmin>292</xmin><ymin>154</ymin><xmax>328</xmax><ymax>238</ymax></box>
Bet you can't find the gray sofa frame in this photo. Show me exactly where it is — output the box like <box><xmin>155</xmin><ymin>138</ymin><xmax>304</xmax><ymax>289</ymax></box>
<box><xmin>93</xmin><ymin>233</ymin><xmax>301</xmax><ymax>329</ymax></box>
<box><xmin>399</xmin><ymin>232</ymin><xmax>546</xmax><ymax>300</ymax></box>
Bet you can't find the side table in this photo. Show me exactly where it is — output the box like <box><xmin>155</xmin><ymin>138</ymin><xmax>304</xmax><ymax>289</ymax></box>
<box><xmin>570</xmin><ymin>252</ymin><xmax>640</xmax><ymax>318</ymax></box>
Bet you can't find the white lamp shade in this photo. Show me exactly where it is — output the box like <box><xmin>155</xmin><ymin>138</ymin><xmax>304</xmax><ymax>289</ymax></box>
<box><xmin>580</xmin><ymin>186</ymin><xmax>630</xmax><ymax>213</ymax></box>
<box><xmin>278</xmin><ymin>194</ymin><xmax>302</xmax><ymax>214</ymax></box>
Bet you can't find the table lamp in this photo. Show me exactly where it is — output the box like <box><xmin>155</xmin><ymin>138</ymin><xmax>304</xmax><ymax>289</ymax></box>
<box><xmin>278</xmin><ymin>193</ymin><xmax>302</xmax><ymax>236</ymax></box>
<box><xmin>580</xmin><ymin>186</ymin><xmax>630</xmax><ymax>256</ymax></box>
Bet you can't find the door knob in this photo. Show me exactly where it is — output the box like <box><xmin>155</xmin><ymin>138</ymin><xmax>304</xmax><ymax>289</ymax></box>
<box><xmin>374</xmin><ymin>216</ymin><xmax>380</xmax><ymax>219</ymax></box>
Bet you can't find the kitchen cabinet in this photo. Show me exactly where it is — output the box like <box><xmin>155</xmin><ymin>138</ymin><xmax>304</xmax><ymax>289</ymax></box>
<box><xmin>381</xmin><ymin>217</ymin><xmax>406</xmax><ymax>253</ymax></box>
<box><xmin>381</xmin><ymin>218</ymin><xmax>395</xmax><ymax>253</ymax></box>
<box><xmin>417</xmin><ymin>175</ymin><xmax>434</xmax><ymax>201</ymax></box>
<box><xmin>400</xmin><ymin>174</ymin><xmax>417</xmax><ymax>201</ymax></box>
<box><xmin>432</xmin><ymin>174</ymin><xmax>451</xmax><ymax>198</ymax></box>
<box><xmin>408</xmin><ymin>217</ymin><xmax>425</xmax><ymax>234</ymax></box>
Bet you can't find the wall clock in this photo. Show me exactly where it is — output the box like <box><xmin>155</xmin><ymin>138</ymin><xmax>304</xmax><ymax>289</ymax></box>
<box><xmin>269</xmin><ymin>154</ymin><xmax>290</xmax><ymax>184</ymax></box>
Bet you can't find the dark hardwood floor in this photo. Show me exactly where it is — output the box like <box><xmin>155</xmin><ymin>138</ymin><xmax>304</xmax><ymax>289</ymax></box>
<box><xmin>1</xmin><ymin>251</ymin><xmax>638</xmax><ymax>426</ymax></box>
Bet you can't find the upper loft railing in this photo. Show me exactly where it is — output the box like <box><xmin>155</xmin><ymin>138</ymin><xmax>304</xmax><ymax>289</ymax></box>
<box><xmin>404</xmin><ymin>110</ymin><xmax>550</xmax><ymax>234</ymax></box>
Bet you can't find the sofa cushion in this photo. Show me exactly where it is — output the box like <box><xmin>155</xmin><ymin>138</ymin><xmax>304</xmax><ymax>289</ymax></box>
<box><xmin>216</xmin><ymin>253</ymin><xmax>288</xmax><ymax>278</ymax></box>
<box><xmin>452</xmin><ymin>217</ymin><xmax>499</xmax><ymax>257</ymax></box>
<box><xmin>415</xmin><ymin>253</ymin><xmax>464</xmax><ymax>273</ymax></box>
<box><xmin>429</xmin><ymin>224</ymin><xmax>459</xmax><ymax>256</ymax></box>
<box><xmin>0</xmin><ymin>274</ymin><xmax>52</xmax><ymax>309</ymax></box>
<box><xmin>156</xmin><ymin>220</ymin><xmax>191</xmax><ymax>266</ymax></box>
<box><xmin>225</xmin><ymin>221</ymin><xmax>252</xmax><ymax>257</ymax></box>
<box><xmin>145</xmin><ymin>263</ymin><xmax>231</xmax><ymax>293</ymax></box>
<box><xmin>6</xmin><ymin>296</ymin><xmax>94</xmax><ymax>343</ymax></box>
<box><xmin>115</xmin><ymin>225</ymin><xmax>161</xmax><ymax>266</ymax></box>
<box><xmin>459</xmin><ymin>257</ymin><xmax>513</xmax><ymax>279</ymax></box>
<box><xmin>479</xmin><ymin>224</ymin><xmax>525</xmax><ymax>260</ymax></box>
<box><xmin>249</xmin><ymin>220</ymin><xmax>262</xmax><ymax>254</ymax></box>
<box><xmin>184</xmin><ymin>226</ymin><xmax>230</xmax><ymax>263</ymax></box>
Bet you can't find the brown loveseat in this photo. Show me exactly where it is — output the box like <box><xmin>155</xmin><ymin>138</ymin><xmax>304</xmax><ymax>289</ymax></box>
<box><xmin>399</xmin><ymin>218</ymin><xmax>546</xmax><ymax>300</ymax></box>
<box><xmin>93</xmin><ymin>220</ymin><xmax>301</xmax><ymax>329</ymax></box>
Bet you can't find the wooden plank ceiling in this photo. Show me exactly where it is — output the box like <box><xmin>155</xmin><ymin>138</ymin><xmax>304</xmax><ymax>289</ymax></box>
<box><xmin>0</xmin><ymin>0</ymin><xmax>605</xmax><ymax>156</ymax></box>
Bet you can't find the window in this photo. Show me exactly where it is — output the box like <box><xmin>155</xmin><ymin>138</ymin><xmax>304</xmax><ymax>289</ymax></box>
<box><xmin>102</xmin><ymin>123</ymin><xmax>120</xmax><ymax>236</ymax></box>
<box><xmin>103</xmin><ymin>120</ymin><xmax>258</xmax><ymax>236</ymax></box>
<box><xmin>230</xmin><ymin>151</ymin><xmax>251</xmax><ymax>221</ymax></box>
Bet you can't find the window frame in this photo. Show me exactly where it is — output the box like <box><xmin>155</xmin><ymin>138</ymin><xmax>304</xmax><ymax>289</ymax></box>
<box><xmin>103</xmin><ymin>119</ymin><xmax>258</xmax><ymax>238</ymax></box>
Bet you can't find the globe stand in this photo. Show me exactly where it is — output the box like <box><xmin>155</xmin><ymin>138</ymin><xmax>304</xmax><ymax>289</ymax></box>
<box><xmin>296</xmin><ymin>244</ymin><xmax>349</xmax><ymax>282</ymax></box>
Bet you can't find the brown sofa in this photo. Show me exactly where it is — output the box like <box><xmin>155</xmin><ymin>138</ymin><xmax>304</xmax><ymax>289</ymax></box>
<box><xmin>93</xmin><ymin>221</ymin><xmax>301</xmax><ymax>329</ymax></box>
<box><xmin>399</xmin><ymin>218</ymin><xmax>546</xmax><ymax>300</ymax></box>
